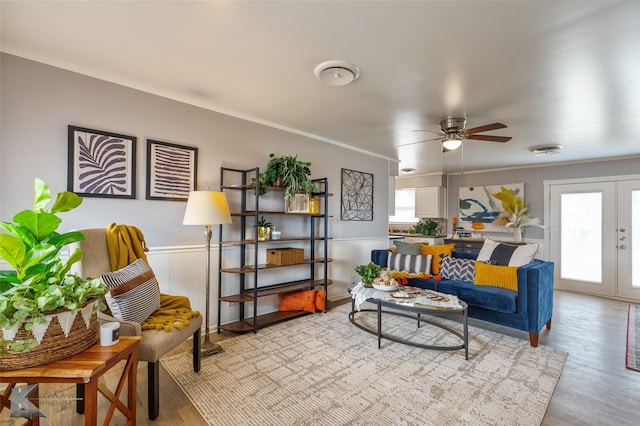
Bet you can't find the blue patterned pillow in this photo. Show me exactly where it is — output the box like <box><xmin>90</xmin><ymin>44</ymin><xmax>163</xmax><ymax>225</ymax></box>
<box><xmin>439</xmin><ymin>255</ymin><xmax>476</xmax><ymax>281</ymax></box>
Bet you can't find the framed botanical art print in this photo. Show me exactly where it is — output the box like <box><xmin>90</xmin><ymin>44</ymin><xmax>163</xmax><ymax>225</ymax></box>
<box><xmin>68</xmin><ymin>125</ymin><xmax>136</xmax><ymax>199</ymax></box>
<box><xmin>146</xmin><ymin>140</ymin><xmax>197</xmax><ymax>201</ymax></box>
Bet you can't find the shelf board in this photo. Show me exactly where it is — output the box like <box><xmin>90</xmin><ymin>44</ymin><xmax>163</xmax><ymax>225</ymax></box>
<box><xmin>219</xmin><ymin>310</ymin><xmax>311</xmax><ymax>334</ymax></box>
<box><xmin>220</xmin><ymin>236</ymin><xmax>330</xmax><ymax>245</ymax></box>
<box><xmin>220</xmin><ymin>279</ymin><xmax>333</xmax><ymax>302</ymax></box>
<box><xmin>220</xmin><ymin>258</ymin><xmax>333</xmax><ymax>273</ymax></box>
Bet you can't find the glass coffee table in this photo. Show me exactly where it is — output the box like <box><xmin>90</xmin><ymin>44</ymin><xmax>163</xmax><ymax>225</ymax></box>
<box><xmin>349</xmin><ymin>284</ymin><xmax>469</xmax><ymax>360</ymax></box>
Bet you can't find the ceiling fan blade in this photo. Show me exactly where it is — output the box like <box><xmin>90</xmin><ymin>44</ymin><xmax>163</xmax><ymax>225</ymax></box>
<box><xmin>412</xmin><ymin>129</ymin><xmax>444</xmax><ymax>135</ymax></box>
<box><xmin>396</xmin><ymin>137</ymin><xmax>442</xmax><ymax>147</ymax></box>
<box><xmin>464</xmin><ymin>122</ymin><xmax>507</xmax><ymax>134</ymax></box>
<box><xmin>466</xmin><ymin>134</ymin><xmax>512</xmax><ymax>143</ymax></box>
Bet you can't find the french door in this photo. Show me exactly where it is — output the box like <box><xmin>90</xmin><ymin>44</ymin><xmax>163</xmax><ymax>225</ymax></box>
<box><xmin>547</xmin><ymin>177</ymin><xmax>640</xmax><ymax>300</ymax></box>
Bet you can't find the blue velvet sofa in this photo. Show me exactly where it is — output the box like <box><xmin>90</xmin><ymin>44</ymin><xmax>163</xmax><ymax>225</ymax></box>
<box><xmin>371</xmin><ymin>249</ymin><xmax>554</xmax><ymax>347</ymax></box>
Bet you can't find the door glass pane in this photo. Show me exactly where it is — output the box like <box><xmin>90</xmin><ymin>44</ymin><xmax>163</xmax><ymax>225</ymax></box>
<box><xmin>560</xmin><ymin>192</ymin><xmax>602</xmax><ymax>283</ymax></box>
<box><xmin>632</xmin><ymin>190</ymin><xmax>640</xmax><ymax>287</ymax></box>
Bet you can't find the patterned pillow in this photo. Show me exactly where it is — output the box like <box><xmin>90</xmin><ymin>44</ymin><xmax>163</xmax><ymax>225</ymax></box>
<box><xmin>477</xmin><ymin>238</ymin><xmax>538</xmax><ymax>266</ymax></box>
<box><xmin>439</xmin><ymin>255</ymin><xmax>476</xmax><ymax>281</ymax></box>
<box><xmin>101</xmin><ymin>259</ymin><xmax>162</xmax><ymax>324</ymax></box>
<box><xmin>387</xmin><ymin>253</ymin><xmax>432</xmax><ymax>274</ymax></box>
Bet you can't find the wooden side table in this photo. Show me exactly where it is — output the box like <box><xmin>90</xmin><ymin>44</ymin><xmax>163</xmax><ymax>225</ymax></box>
<box><xmin>1</xmin><ymin>336</ymin><xmax>140</xmax><ymax>426</ymax></box>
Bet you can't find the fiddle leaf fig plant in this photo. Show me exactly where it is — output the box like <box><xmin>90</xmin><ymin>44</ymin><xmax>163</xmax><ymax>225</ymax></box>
<box><xmin>0</xmin><ymin>178</ymin><xmax>107</xmax><ymax>353</ymax></box>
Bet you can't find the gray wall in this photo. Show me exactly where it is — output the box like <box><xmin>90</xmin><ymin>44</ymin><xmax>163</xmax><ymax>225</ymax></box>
<box><xmin>447</xmin><ymin>157</ymin><xmax>640</xmax><ymax>239</ymax></box>
<box><xmin>0</xmin><ymin>54</ymin><xmax>390</xmax><ymax>246</ymax></box>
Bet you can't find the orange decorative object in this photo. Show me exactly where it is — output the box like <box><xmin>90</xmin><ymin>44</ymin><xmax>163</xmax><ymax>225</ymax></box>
<box><xmin>452</xmin><ymin>217</ymin><xmax>457</xmax><ymax>225</ymax></box>
<box><xmin>471</xmin><ymin>222</ymin><xmax>485</xmax><ymax>230</ymax></box>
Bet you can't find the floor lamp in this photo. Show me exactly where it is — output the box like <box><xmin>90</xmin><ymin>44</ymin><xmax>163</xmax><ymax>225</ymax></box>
<box><xmin>183</xmin><ymin>189</ymin><xmax>232</xmax><ymax>356</ymax></box>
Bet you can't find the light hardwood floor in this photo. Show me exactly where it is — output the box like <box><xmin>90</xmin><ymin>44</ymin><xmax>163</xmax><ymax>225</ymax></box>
<box><xmin>1</xmin><ymin>292</ymin><xmax>639</xmax><ymax>425</ymax></box>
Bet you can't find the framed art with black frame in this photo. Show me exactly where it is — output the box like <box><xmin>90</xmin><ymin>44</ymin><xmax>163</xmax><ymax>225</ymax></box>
<box><xmin>341</xmin><ymin>168</ymin><xmax>374</xmax><ymax>221</ymax></box>
<box><xmin>146</xmin><ymin>139</ymin><xmax>198</xmax><ymax>201</ymax></box>
<box><xmin>68</xmin><ymin>125</ymin><xmax>137</xmax><ymax>199</ymax></box>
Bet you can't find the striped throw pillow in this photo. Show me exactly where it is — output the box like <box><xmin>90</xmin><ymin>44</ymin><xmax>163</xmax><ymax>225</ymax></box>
<box><xmin>101</xmin><ymin>259</ymin><xmax>161</xmax><ymax>324</ymax></box>
<box><xmin>387</xmin><ymin>253</ymin><xmax>432</xmax><ymax>274</ymax></box>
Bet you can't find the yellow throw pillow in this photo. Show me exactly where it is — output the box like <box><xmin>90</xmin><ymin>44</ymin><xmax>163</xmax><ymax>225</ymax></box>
<box><xmin>474</xmin><ymin>262</ymin><xmax>519</xmax><ymax>291</ymax></box>
<box><xmin>419</xmin><ymin>243</ymin><xmax>454</xmax><ymax>275</ymax></box>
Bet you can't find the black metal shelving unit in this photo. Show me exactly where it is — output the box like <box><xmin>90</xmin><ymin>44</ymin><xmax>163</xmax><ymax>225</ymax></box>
<box><xmin>217</xmin><ymin>166</ymin><xmax>331</xmax><ymax>334</ymax></box>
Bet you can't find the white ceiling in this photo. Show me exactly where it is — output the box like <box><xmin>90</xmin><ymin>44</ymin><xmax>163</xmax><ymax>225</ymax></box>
<box><xmin>2</xmin><ymin>1</ymin><xmax>639</xmax><ymax>175</ymax></box>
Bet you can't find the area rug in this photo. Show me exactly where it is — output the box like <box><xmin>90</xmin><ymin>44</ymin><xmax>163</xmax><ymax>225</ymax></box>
<box><xmin>626</xmin><ymin>304</ymin><xmax>640</xmax><ymax>371</ymax></box>
<box><xmin>162</xmin><ymin>303</ymin><xmax>567</xmax><ymax>426</ymax></box>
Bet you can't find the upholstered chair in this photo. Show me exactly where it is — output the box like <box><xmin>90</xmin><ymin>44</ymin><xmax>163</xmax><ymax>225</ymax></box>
<box><xmin>70</xmin><ymin>228</ymin><xmax>202</xmax><ymax>420</ymax></box>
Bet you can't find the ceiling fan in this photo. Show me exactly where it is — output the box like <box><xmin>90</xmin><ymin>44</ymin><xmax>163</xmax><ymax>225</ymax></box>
<box><xmin>401</xmin><ymin>117</ymin><xmax>512</xmax><ymax>151</ymax></box>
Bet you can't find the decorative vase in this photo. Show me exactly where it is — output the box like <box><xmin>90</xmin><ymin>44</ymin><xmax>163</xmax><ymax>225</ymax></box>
<box><xmin>513</xmin><ymin>228</ymin><xmax>523</xmax><ymax>242</ymax></box>
<box><xmin>257</xmin><ymin>226</ymin><xmax>272</xmax><ymax>241</ymax></box>
<box><xmin>285</xmin><ymin>193</ymin><xmax>310</xmax><ymax>214</ymax></box>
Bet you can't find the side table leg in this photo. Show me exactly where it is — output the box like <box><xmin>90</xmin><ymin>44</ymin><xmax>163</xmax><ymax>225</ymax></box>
<box><xmin>377</xmin><ymin>300</ymin><xmax>382</xmax><ymax>349</ymax></box>
<box><xmin>76</xmin><ymin>383</ymin><xmax>85</xmax><ymax>413</ymax></box>
<box><xmin>84</xmin><ymin>380</ymin><xmax>98</xmax><ymax>426</ymax></box>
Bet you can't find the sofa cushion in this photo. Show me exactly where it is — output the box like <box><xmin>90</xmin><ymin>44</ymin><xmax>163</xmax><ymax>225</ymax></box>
<box><xmin>477</xmin><ymin>238</ymin><xmax>538</xmax><ymax>266</ymax></box>
<box><xmin>388</xmin><ymin>253</ymin><xmax>432</xmax><ymax>274</ymax></box>
<box><xmin>392</xmin><ymin>240</ymin><xmax>423</xmax><ymax>255</ymax></box>
<box><xmin>436</xmin><ymin>279</ymin><xmax>517</xmax><ymax>314</ymax></box>
<box><xmin>419</xmin><ymin>244</ymin><xmax>454</xmax><ymax>275</ymax></box>
<box><xmin>439</xmin><ymin>255</ymin><xmax>476</xmax><ymax>281</ymax></box>
<box><xmin>474</xmin><ymin>262</ymin><xmax>519</xmax><ymax>291</ymax></box>
<box><xmin>101</xmin><ymin>259</ymin><xmax>162</xmax><ymax>324</ymax></box>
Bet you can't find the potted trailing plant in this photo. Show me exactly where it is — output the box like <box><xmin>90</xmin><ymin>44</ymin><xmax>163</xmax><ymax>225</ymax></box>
<box><xmin>256</xmin><ymin>216</ymin><xmax>273</xmax><ymax>241</ymax></box>
<box><xmin>254</xmin><ymin>153</ymin><xmax>319</xmax><ymax>199</ymax></box>
<box><xmin>0</xmin><ymin>178</ymin><xmax>107</xmax><ymax>369</ymax></box>
<box><xmin>355</xmin><ymin>262</ymin><xmax>381</xmax><ymax>288</ymax></box>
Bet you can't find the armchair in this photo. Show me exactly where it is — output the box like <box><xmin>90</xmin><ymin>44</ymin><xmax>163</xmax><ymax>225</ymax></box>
<box><xmin>70</xmin><ymin>228</ymin><xmax>202</xmax><ymax>420</ymax></box>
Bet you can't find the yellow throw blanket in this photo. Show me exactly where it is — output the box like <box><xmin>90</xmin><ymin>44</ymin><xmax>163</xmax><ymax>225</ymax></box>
<box><xmin>106</xmin><ymin>222</ymin><xmax>149</xmax><ymax>271</ymax></box>
<box><xmin>143</xmin><ymin>294</ymin><xmax>201</xmax><ymax>332</ymax></box>
<box><xmin>106</xmin><ymin>222</ymin><xmax>200</xmax><ymax>331</ymax></box>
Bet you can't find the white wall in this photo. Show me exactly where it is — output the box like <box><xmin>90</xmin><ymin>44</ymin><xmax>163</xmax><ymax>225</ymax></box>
<box><xmin>0</xmin><ymin>54</ymin><xmax>391</xmax><ymax>329</ymax></box>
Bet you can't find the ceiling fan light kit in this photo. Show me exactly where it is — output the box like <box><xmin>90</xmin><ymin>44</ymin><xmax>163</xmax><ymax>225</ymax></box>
<box><xmin>442</xmin><ymin>134</ymin><xmax>463</xmax><ymax>150</ymax></box>
<box><xmin>314</xmin><ymin>60</ymin><xmax>360</xmax><ymax>86</ymax></box>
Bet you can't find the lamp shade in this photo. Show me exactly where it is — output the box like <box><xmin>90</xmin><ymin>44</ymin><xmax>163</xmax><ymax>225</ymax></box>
<box><xmin>183</xmin><ymin>191</ymin><xmax>232</xmax><ymax>226</ymax></box>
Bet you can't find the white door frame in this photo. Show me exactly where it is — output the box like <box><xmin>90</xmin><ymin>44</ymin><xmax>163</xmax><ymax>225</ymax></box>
<box><xmin>544</xmin><ymin>174</ymin><xmax>640</xmax><ymax>300</ymax></box>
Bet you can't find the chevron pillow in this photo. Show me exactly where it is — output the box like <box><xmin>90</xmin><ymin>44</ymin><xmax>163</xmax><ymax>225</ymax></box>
<box><xmin>439</xmin><ymin>255</ymin><xmax>476</xmax><ymax>281</ymax></box>
<box><xmin>101</xmin><ymin>258</ymin><xmax>161</xmax><ymax>324</ymax></box>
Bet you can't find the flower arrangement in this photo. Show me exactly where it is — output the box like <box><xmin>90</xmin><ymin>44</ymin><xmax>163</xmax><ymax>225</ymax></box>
<box><xmin>491</xmin><ymin>186</ymin><xmax>542</xmax><ymax>229</ymax></box>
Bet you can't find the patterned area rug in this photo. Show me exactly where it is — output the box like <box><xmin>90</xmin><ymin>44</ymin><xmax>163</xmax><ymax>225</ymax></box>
<box><xmin>626</xmin><ymin>304</ymin><xmax>640</xmax><ymax>371</ymax></box>
<box><xmin>162</xmin><ymin>303</ymin><xmax>567</xmax><ymax>425</ymax></box>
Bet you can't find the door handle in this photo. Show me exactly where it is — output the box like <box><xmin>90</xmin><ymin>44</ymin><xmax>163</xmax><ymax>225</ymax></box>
<box><xmin>619</xmin><ymin>245</ymin><xmax>627</xmax><ymax>250</ymax></box>
<box><xmin>619</xmin><ymin>236</ymin><xmax>626</xmax><ymax>241</ymax></box>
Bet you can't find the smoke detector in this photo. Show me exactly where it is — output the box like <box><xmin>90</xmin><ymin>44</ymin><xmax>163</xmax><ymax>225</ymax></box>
<box><xmin>314</xmin><ymin>60</ymin><xmax>360</xmax><ymax>86</ymax></box>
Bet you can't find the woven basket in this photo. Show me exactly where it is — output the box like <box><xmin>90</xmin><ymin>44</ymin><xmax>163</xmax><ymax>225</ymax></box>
<box><xmin>0</xmin><ymin>299</ymin><xmax>100</xmax><ymax>370</ymax></box>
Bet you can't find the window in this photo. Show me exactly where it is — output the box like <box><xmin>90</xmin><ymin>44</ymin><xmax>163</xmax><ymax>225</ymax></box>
<box><xmin>389</xmin><ymin>189</ymin><xmax>418</xmax><ymax>223</ymax></box>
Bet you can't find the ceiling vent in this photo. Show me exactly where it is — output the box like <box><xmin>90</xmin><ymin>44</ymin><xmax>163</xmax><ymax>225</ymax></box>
<box><xmin>314</xmin><ymin>60</ymin><xmax>360</xmax><ymax>86</ymax></box>
<box><xmin>528</xmin><ymin>144</ymin><xmax>565</xmax><ymax>155</ymax></box>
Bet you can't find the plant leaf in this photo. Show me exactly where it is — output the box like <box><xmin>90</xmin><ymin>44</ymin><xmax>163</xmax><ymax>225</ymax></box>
<box><xmin>13</xmin><ymin>210</ymin><xmax>61</xmax><ymax>242</ymax></box>
<box><xmin>0</xmin><ymin>234</ymin><xmax>26</xmax><ymax>272</ymax></box>
<box><xmin>33</xmin><ymin>178</ymin><xmax>52</xmax><ymax>212</ymax></box>
<box><xmin>51</xmin><ymin>191</ymin><xmax>82</xmax><ymax>214</ymax></box>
